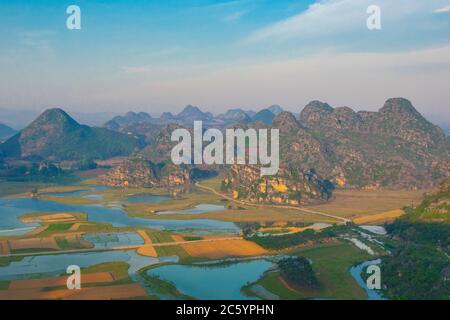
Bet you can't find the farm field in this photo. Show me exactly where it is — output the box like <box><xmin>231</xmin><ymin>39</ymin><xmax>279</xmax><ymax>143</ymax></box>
<box><xmin>0</xmin><ymin>176</ymin><xmax>420</xmax><ymax>300</ymax></box>
<box><xmin>310</xmin><ymin>189</ymin><xmax>423</xmax><ymax>220</ymax></box>
<box><xmin>180</xmin><ymin>238</ymin><xmax>267</xmax><ymax>259</ymax></box>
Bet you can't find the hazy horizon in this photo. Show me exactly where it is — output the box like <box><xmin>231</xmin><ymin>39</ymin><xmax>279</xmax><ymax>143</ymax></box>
<box><xmin>1</xmin><ymin>0</ymin><xmax>450</xmax><ymax>122</ymax></box>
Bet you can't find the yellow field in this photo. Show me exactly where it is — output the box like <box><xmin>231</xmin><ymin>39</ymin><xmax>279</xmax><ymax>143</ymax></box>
<box><xmin>137</xmin><ymin>245</ymin><xmax>158</xmax><ymax>257</ymax></box>
<box><xmin>258</xmin><ymin>225</ymin><xmax>324</xmax><ymax>234</ymax></box>
<box><xmin>136</xmin><ymin>230</ymin><xmax>157</xmax><ymax>257</ymax></box>
<box><xmin>171</xmin><ymin>235</ymin><xmax>184</xmax><ymax>242</ymax></box>
<box><xmin>309</xmin><ymin>189</ymin><xmax>422</xmax><ymax>219</ymax></box>
<box><xmin>353</xmin><ymin>209</ymin><xmax>406</xmax><ymax>224</ymax></box>
<box><xmin>181</xmin><ymin>239</ymin><xmax>267</xmax><ymax>259</ymax></box>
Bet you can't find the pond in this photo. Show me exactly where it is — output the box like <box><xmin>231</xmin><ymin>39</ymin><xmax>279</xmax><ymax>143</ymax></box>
<box><xmin>147</xmin><ymin>259</ymin><xmax>273</xmax><ymax>300</ymax></box>
<box><xmin>83</xmin><ymin>232</ymin><xmax>144</xmax><ymax>249</ymax></box>
<box><xmin>359</xmin><ymin>225</ymin><xmax>387</xmax><ymax>235</ymax></box>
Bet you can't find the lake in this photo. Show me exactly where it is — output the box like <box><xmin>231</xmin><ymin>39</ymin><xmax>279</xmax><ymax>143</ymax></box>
<box><xmin>147</xmin><ymin>259</ymin><xmax>273</xmax><ymax>300</ymax></box>
<box><xmin>0</xmin><ymin>250</ymin><xmax>178</xmax><ymax>281</ymax></box>
<box><xmin>0</xmin><ymin>197</ymin><xmax>240</xmax><ymax>234</ymax></box>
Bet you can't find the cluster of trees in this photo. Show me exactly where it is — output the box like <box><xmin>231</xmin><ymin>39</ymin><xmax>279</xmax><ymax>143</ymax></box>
<box><xmin>386</xmin><ymin>220</ymin><xmax>450</xmax><ymax>251</ymax></box>
<box><xmin>247</xmin><ymin>229</ymin><xmax>320</xmax><ymax>250</ymax></box>
<box><xmin>0</xmin><ymin>161</ymin><xmax>63</xmax><ymax>180</ymax></box>
<box><xmin>245</xmin><ymin>224</ymin><xmax>350</xmax><ymax>250</ymax></box>
<box><xmin>382</xmin><ymin>220</ymin><xmax>450</xmax><ymax>300</ymax></box>
<box><xmin>381</xmin><ymin>244</ymin><xmax>449</xmax><ymax>300</ymax></box>
<box><xmin>278</xmin><ymin>257</ymin><xmax>321</xmax><ymax>290</ymax></box>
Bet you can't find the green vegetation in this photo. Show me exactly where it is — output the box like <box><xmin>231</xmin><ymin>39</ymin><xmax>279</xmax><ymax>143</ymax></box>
<box><xmin>386</xmin><ymin>220</ymin><xmax>450</xmax><ymax>250</ymax></box>
<box><xmin>82</xmin><ymin>262</ymin><xmax>130</xmax><ymax>281</ymax></box>
<box><xmin>291</xmin><ymin>242</ymin><xmax>370</xmax><ymax>299</ymax></box>
<box><xmin>77</xmin><ymin>222</ymin><xmax>115</xmax><ymax>233</ymax></box>
<box><xmin>246</xmin><ymin>229</ymin><xmax>324</xmax><ymax>250</ymax></box>
<box><xmin>1</xmin><ymin>108</ymin><xmax>142</xmax><ymax>161</ymax></box>
<box><xmin>243</xmin><ymin>271</ymin><xmax>299</xmax><ymax>299</ymax></box>
<box><xmin>38</xmin><ymin>223</ymin><xmax>73</xmax><ymax>236</ymax></box>
<box><xmin>156</xmin><ymin>244</ymin><xmax>192</xmax><ymax>262</ymax></box>
<box><xmin>0</xmin><ymin>281</ymin><xmax>9</xmax><ymax>290</ymax></box>
<box><xmin>123</xmin><ymin>189</ymin><xmax>224</xmax><ymax>219</ymax></box>
<box><xmin>55</xmin><ymin>236</ymin><xmax>87</xmax><ymax>250</ymax></box>
<box><xmin>139</xmin><ymin>271</ymin><xmax>194</xmax><ymax>299</ymax></box>
<box><xmin>183</xmin><ymin>236</ymin><xmax>202</xmax><ymax>241</ymax></box>
<box><xmin>18</xmin><ymin>211</ymin><xmax>86</xmax><ymax>222</ymax></box>
<box><xmin>0</xmin><ymin>180</ymin><xmax>52</xmax><ymax>197</ymax></box>
<box><xmin>0</xmin><ymin>256</ymin><xmax>23</xmax><ymax>267</ymax></box>
<box><xmin>382</xmin><ymin>213</ymin><xmax>450</xmax><ymax>300</ymax></box>
<box><xmin>145</xmin><ymin>230</ymin><xmax>174</xmax><ymax>243</ymax></box>
<box><xmin>404</xmin><ymin>178</ymin><xmax>450</xmax><ymax>224</ymax></box>
<box><xmin>381</xmin><ymin>245</ymin><xmax>449</xmax><ymax>300</ymax></box>
<box><xmin>278</xmin><ymin>256</ymin><xmax>321</xmax><ymax>290</ymax></box>
<box><xmin>246</xmin><ymin>242</ymin><xmax>370</xmax><ymax>300</ymax></box>
<box><xmin>144</xmin><ymin>230</ymin><xmax>194</xmax><ymax>262</ymax></box>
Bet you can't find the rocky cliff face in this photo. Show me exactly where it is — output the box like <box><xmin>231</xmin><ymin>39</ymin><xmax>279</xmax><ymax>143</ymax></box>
<box><xmin>99</xmin><ymin>158</ymin><xmax>192</xmax><ymax>189</ymax></box>
<box><xmin>99</xmin><ymin>159</ymin><xmax>159</xmax><ymax>188</ymax></box>
<box><xmin>222</xmin><ymin>98</ymin><xmax>448</xmax><ymax>194</ymax></box>
<box><xmin>284</xmin><ymin>98</ymin><xmax>449</xmax><ymax>189</ymax></box>
<box><xmin>222</xmin><ymin>164</ymin><xmax>334</xmax><ymax>205</ymax></box>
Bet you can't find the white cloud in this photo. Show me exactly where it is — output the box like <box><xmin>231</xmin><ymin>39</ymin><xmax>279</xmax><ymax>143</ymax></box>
<box><xmin>224</xmin><ymin>10</ymin><xmax>248</xmax><ymax>22</ymax></box>
<box><xmin>107</xmin><ymin>45</ymin><xmax>450</xmax><ymax>118</ymax></box>
<box><xmin>434</xmin><ymin>5</ymin><xmax>450</xmax><ymax>13</ymax></box>
<box><xmin>246</xmin><ymin>0</ymin><xmax>449</xmax><ymax>43</ymax></box>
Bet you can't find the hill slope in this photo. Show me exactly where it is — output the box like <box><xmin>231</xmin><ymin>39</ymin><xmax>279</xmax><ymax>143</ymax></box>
<box><xmin>0</xmin><ymin>123</ymin><xmax>17</xmax><ymax>141</ymax></box>
<box><xmin>1</xmin><ymin>108</ymin><xmax>142</xmax><ymax>161</ymax></box>
<box><xmin>277</xmin><ymin>98</ymin><xmax>448</xmax><ymax>189</ymax></box>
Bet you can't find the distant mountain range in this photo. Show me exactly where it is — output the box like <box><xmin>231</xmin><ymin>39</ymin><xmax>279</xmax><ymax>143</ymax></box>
<box><xmin>0</xmin><ymin>98</ymin><xmax>448</xmax><ymax>191</ymax></box>
<box><xmin>103</xmin><ymin>104</ymin><xmax>282</xmax><ymax>132</ymax></box>
<box><xmin>0</xmin><ymin>123</ymin><xmax>17</xmax><ymax>142</ymax></box>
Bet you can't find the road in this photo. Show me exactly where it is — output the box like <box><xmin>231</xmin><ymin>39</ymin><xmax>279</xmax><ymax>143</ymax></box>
<box><xmin>195</xmin><ymin>182</ymin><xmax>351</xmax><ymax>223</ymax></box>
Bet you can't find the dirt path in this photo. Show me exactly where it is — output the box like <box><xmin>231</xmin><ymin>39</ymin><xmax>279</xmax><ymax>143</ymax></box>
<box><xmin>195</xmin><ymin>182</ymin><xmax>350</xmax><ymax>223</ymax></box>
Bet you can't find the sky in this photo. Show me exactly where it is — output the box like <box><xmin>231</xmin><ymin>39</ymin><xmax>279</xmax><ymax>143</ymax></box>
<box><xmin>0</xmin><ymin>0</ymin><xmax>449</xmax><ymax>121</ymax></box>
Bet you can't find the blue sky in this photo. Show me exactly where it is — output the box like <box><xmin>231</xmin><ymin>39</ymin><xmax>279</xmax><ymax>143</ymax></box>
<box><xmin>0</xmin><ymin>0</ymin><xmax>450</xmax><ymax>119</ymax></box>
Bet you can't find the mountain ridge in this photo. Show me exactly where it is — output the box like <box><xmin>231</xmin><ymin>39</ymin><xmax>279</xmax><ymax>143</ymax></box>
<box><xmin>1</xmin><ymin>108</ymin><xmax>142</xmax><ymax>161</ymax></box>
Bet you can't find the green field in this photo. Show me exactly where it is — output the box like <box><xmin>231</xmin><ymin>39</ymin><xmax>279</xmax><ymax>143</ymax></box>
<box><xmin>291</xmin><ymin>242</ymin><xmax>371</xmax><ymax>299</ymax></box>
<box><xmin>0</xmin><ymin>281</ymin><xmax>10</xmax><ymax>290</ymax></box>
<box><xmin>38</xmin><ymin>223</ymin><xmax>73</xmax><ymax>236</ymax></box>
<box><xmin>249</xmin><ymin>241</ymin><xmax>371</xmax><ymax>300</ymax></box>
